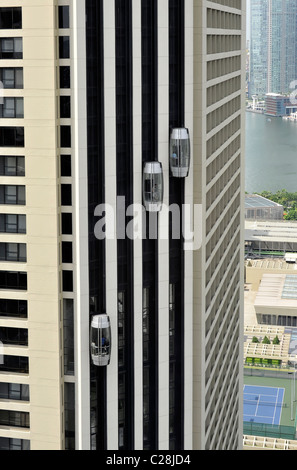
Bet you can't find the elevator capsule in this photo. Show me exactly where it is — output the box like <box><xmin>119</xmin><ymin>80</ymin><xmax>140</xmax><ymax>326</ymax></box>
<box><xmin>169</xmin><ymin>127</ymin><xmax>190</xmax><ymax>178</ymax></box>
<box><xmin>90</xmin><ymin>314</ymin><xmax>111</xmax><ymax>366</ymax></box>
<box><xmin>143</xmin><ymin>161</ymin><xmax>164</xmax><ymax>212</ymax></box>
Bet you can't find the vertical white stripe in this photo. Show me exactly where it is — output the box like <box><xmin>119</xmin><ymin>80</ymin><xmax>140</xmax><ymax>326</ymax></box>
<box><xmin>157</xmin><ymin>0</ymin><xmax>170</xmax><ymax>450</ymax></box>
<box><xmin>184</xmin><ymin>0</ymin><xmax>194</xmax><ymax>450</ymax></box>
<box><xmin>103</xmin><ymin>0</ymin><xmax>119</xmax><ymax>450</ymax></box>
<box><xmin>72</xmin><ymin>0</ymin><xmax>91</xmax><ymax>450</ymax></box>
<box><xmin>132</xmin><ymin>0</ymin><xmax>144</xmax><ymax>450</ymax></box>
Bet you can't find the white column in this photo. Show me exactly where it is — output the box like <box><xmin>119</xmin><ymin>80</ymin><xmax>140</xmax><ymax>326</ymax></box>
<box><xmin>72</xmin><ymin>0</ymin><xmax>91</xmax><ymax>450</ymax></box>
<box><xmin>103</xmin><ymin>0</ymin><xmax>119</xmax><ymax>450</ymax></box>
<box><xmin>132</xmin><ymin>0</ymin><xmax>144</xmax><ymax>450</ymax></box>
<box><xmin>157</xmin><ymin>0</ymin><xmax>170</xmax><ymax>450</ymax></box>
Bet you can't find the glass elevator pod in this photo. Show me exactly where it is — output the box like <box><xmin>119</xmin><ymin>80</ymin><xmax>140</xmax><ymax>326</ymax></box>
<box><xmin>143</xmin><ymin>161</ymin><xmax>164</xmax><ymax>212</ymax></box>
<box><xmin>90</xmin><ymin>314</ymin><xmax>111</xmax><ymax>366</ymax></box>
<box><xmin>169</xmin><ymin>127</ymin><xmax>190</xmax><ymax>177</ymax></box>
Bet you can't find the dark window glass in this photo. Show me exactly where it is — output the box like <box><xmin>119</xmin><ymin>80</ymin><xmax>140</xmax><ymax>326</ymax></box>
<box><xmin>0</xmin><ymin>355</ymin><xmax>28</xmax><ymax>373</ymax></box>
<box><xmin>61</xmin><ymin>184</ymin><xmax>72</xmax><ymax>206</ymax></box>
<box><xmin>0</xmin><ymin>299</ymin><xmax>27</xmax><ymax>318</ymax></box>
<box><xmin>0</xmin><ymin>97</ymin><xmax>23</xmax><ymax>118</ymax></box>
<box><xmin>63</xmin><ymin>299</ymin><xmax>74</xmax><ymax>376</ymax></box>
<box><xmin>0</xmin><ymin>271</ymin><xmax>27</xmax><ymax>290</ymax></box>
<box><xmin>60</xmin><ymin>96</ymin><xmax>71</xmax><ymax>118</ymax></box>
<box><xmin>0</xmin><ymin>214</ymin><xmax>26</xmax><ymax>233</ymax></box>
<box><xmin>0</xmin><ymin>68</ymin><xmax>23</xmax><ymax>88</ymax></box>
<box><xmin>0</xmin><ymin>410</ymin><xmax>29</xmax><ymax>428</ymax></box>
<box><xmin>59</xmin><ymin>66</ymin><xmax>70</xmax><ymax>88</ymax></box>
<box><xmin>0</xmin><ymin>382</ymin><xmax>29</xmax><ymax>401</ymax></box>
<box><xmin>0</xmin><ymin>127</ymin><xmax>24</xmax><ymax>147</ymax></box>
<box><xmin>62</xmin><ymin>270</ymin><xmax>73</xmax><ymax>292</ymax></box>
<box><xmin>0</xmin><ymin>8</ymin><xmax>22</xmax><ymax>29</ymax></box>
<box><xmin>60</xmin><ymin>126</ymin><xmax>71</xmax><ymax>148</ymax></box>
<box><xmin>0</xmin><ymin>156</ymin><xmax>25</xmax><ymax>176</ymax></box>
<box><xmin>59</xmin><ymin>6</ymin><xmax>70</xmax><ymax>29</ymax></box>
<box><xmin>0</xmin><ymin>326</ymin><xmax>28</xmax><ymax>346</ymax></box>
<box><xmin>62</xmin><ymin>241</ymin><xmax>72</xmax><ymax>263</ymax></box>
<box><xmin>0</xmin><ymin>38</ymin><xmax>22</xmax><ymax>59</ymax></box>
<box><xmin>60</xmin><ymin>154</ymin><xmax>71</xmax><ymax>176</ymax></box>
<box><xmin>59</xmin><ymin>36</ymin><xmax>70</xmax><ymax>59</ymax></box>
<box><xmin>61</xmin><ymin>212</ymin><xmax>72</xmax><ymax>234</ymax></box>
<box><xmin>0</xmin><ymin>242</ymin><xmax>26</xmax><ymax>262</ymax></box>
<box><xmin>0</xmin><ymin>437</ymin><xmax>30</xmax><ymax>451</ymax></box>
<box><xmin>0</xmin><ymin>185</ymin><xmax>25</xmax><ymax>205</ymax></box>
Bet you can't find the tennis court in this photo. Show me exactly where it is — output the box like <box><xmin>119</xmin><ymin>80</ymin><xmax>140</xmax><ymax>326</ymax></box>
<box><xmin>243</xmin><ymin>384</ymin><xmax>285</xmax><ymax>425</ymax></box>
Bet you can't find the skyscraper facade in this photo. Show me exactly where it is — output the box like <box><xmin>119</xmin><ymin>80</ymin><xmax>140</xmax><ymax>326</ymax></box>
<box><xmin>249</xmin><ymin>0</ymin><xmax>297</xmax><ymax>98</ymax></box>
<box><xmin>0</xmin><ymin>0</ymin><xmax>245</xmax><ymax>451</ymax></box>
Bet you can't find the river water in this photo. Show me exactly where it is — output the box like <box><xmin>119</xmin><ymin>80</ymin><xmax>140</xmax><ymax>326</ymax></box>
<box><xmin>245</xmin><ymin>111</ymin><xmax>297</xmax><ymax>194</ymax></box>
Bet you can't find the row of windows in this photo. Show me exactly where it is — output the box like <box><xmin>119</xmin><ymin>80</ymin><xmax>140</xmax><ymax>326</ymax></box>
<box><xmin>207</xmin><ymin>34</ymin><xmax>241</xmax><ymax>55</ymax></box>
<box><xmin>207</xmin><ymin>55</ymin><xmax>241</xmax><ymax>82</ymax></box>
<box><xmin>207</xmin><ymin>8</ymin><xmax>241</xmax><ymax>30</ymax></box>
<box><xmin>0</xmin><ymin>5</ymin><xmax>69</xmax><ymax>31</ymax></box>
<box><xmin>0</xmin><ymin>9</ymin><xmax>30</xmax><ymax>439</ymax></box>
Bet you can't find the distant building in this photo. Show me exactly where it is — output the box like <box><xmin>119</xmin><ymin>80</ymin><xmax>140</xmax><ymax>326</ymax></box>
<box><xmin>255</xmin><ymin>274</ymin><xmax>297</xmax><ymax>326</ymax></box>
<box><xmin>245</xmin><ymin>195</ymin><xmax>284</xmax><ymax>220</ymax></box>
<box><xmin>249</xmin><ymin>0</ymin><xmax>297</xmax><ymax>98</ymax></box>
<box><xmin>265</xmin><ymin>93</ymin><xmax>291</xmax><ymax>117</ymax></box>
<box><xmin>245</xmin><ymin>220</ymin><xmax>297</xmax><ymax>254</ymax></box>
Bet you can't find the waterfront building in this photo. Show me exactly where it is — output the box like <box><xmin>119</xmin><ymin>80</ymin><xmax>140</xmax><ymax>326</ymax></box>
<box><xmin>0</xmin><ymin>0</ymin><xmax>245</xmax><ymax>451</ymax></box>
<box><xmin>249</xmin><ymin>0</ymin><xmax>297</xmax><ymax>98</ymax></box>
<box><xmin>245</xmin><ymin>194</ymin><xmax>284</xmax><ymax>220</ymax></box>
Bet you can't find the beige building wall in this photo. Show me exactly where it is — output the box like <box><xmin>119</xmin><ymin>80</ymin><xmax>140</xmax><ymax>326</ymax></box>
<box><xmin>0</xmin><ymin>0</ymin><xmax>63</xmax><ymax>450</ymax></box>
<box><xmin>192</xmin><ymin>0</ymin><xmax>245</xmax><ymax>450</ymax></box>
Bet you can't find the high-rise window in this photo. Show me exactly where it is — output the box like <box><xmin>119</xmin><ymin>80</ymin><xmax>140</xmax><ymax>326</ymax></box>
<box><xmin>60</xmin><ymin>96</ymin><xmax>71</xmax><ymax>118</ymax></box>
<box><xmin>0</xmin><ymin>98</ymin><xmax>23</xmax><ymax>118</ymax></box>
<box><xmin>58</xmin><ymin>6</ymin><xmax>70</xmax><ymax>29</ymax></box>
<box><xmin>0</xmin><ymin>68</ymin><xmax>23</xmax><ymax>89</ymax></box>
<box><xmin>0</xmin><ymin>214</ymin><xmax>26</xmax><ymax>233</ymax></box>
<box><xmin>0</xmin><ymin>127</ymin><xmax>24</xmax><ymax>147</ymax></box>
<box><xmin>0</xmin><ymin>7</ymin><xmax>22</xmax><ymax>29</ymax></box>
<box><xmin>0</xmin><ymin>298</ymin><xmax>27</xmax><ymax>318</ymax></box>
<box><xmin>0</xmin><ymin>438</ymin><xmax>30</xmax><ymax>451</ymax></box>
<box><xmin>0</xmin><ymin>38</ymin><xmax>22</xmax><ymax>59</ymax></box>
<box><xmin>59</xmin><ymin>66</ymin><xmax>70</xmax><ymax>88</ymax></box>
<box><xmin>59</xmin><ymin>36</ymin><xmax>70</xmax><ymax>59</ymax></box>
<box><xmin>60</xmin><ymin>155</ymin><xmax>71</xmax><ymax>176</ymax></box>
<box><xmin>0</xmin><ymin>185</ymin><xmax>25</xmax><ymax>205</ymax></box>
<box><xmin>0</xmin><ymin>383</ymin><xmax>29</xmax><ymax>401</ymax></box>
<box><xmin>0</xmin><ymin>242</ymin><xmax>26</xmax><ymax>262</ymax></box>
<box><xmin>0</xmin><ymin>156</ymin><xmax>25</xmax><ymax>176</ymax></box>
<box><xmin>0</xmin><ymin>271</ymin><xmax>27</xmax><ymax>290</ymax></box>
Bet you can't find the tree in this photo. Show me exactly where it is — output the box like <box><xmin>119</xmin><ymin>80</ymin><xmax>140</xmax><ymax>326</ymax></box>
<box><xmin>272</xmin><ymin>335</ymin><xmax>280</xmax><ymax>345</ymax></box>
<box><xmin>252</xmin><ymin>336</ymin><xmax>259</xmax><ymax>343</ymax></box>
<box><xmin>262</xmin><ymin>336</ymin><xmax>270</xmax><ymax>344</ymax></box>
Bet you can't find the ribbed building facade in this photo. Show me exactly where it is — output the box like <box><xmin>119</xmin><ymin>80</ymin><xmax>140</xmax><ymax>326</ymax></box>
<box><xmin>0</xmin><ymin>0</ymin><xmax>245</xmax><ymax>451</ymax></box>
